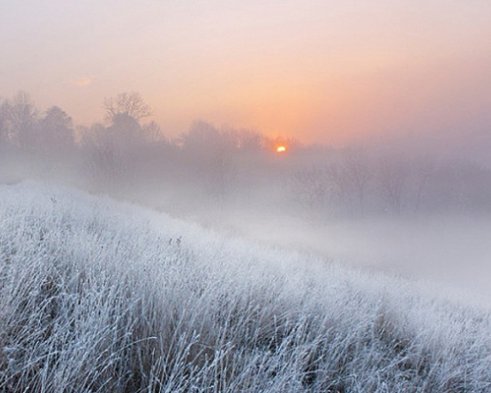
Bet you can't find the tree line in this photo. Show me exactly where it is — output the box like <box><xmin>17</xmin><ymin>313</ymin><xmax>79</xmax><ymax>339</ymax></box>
<box><xmin>1</xmin><ymin>91</ymin><xmax>491</xmax><ymax>219</ymax></box>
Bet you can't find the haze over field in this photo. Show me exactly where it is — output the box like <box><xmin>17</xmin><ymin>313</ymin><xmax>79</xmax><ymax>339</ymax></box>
<box><xmin>2</xmin><ymin>182</ymin><xmax>491</xmax><ymax>392</ymax></box>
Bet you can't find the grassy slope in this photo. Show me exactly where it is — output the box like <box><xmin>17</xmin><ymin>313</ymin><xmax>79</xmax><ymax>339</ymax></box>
<box><xmin>0</xmin><ymin>182</ymin><xmax>490</xmax><ymax>392</ymax></box>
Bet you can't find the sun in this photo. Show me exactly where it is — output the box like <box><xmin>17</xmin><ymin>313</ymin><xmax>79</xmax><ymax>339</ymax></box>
<box><xmin>276</xmin><ymin>145</ymin><xmax>287</xmax><ymax>153</ymax></box>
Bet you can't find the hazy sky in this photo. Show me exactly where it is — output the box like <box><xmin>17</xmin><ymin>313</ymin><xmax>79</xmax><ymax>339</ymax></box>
<box><xmin>1</xmin><ymin>1</ymin><xmax>490</xmax><ymax>144</ymax></box>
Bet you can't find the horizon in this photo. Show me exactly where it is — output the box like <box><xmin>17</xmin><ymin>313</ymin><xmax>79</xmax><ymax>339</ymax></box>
<box><xmin>2</xmin><ymin>1</ymin><xmax>490</xmax><ymax>145</ymax></box>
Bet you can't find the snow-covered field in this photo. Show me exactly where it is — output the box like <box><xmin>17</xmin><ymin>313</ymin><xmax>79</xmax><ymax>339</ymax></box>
<box><xmin>1</xmin><ymin>182</ymin><xmax>490</xmax><ymax>392</ymax></box>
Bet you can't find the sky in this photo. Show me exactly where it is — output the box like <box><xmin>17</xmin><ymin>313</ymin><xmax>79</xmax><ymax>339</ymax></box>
<box><xmin>1</xmin><ymin>0</ymin><xmax>490</xmax><ymax>144</ymax></box>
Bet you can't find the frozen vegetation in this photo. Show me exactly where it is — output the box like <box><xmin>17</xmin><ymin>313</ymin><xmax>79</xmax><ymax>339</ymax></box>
<box><xmin>1</xmin><ymin>182</ymin><xmax>491</xmax><ymax>392</ymax></box>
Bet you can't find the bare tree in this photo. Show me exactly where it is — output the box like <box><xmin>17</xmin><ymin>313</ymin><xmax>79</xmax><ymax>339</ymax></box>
<box><xmin>236</xmin><ymin>130</ymin><xmax>263</xmax><ymax>153</ymax></box>
<box><xmin>326</xmin><ymin>162</ymin><xmax>352</xmax><ymax>214</ymax></box>
<box><xmin>80</xmin><ymin>123</ymin><xmax>125</xmax><ymax>189</ymax></box>
<box><xmin>378</xmin><ymin>156</ymin><xmax>409</xmax><ymax>214</ymax></box>
<box><xmin>37</xmin><ymin>106</ymin><xmax>74</xmax><ymax>153</ymax></box>
<box><xmin>342</xmin><ymin>148</ymin><xmax>371</xmax><ymax>216</ymax></box>
<box><xmin>143</xmin><ymin>121</ymin><xmax>164</xmax><ymax>143</ymax></box>
<box><xmin>0</xmin><ymin>99</ymin><xmax>7</xmax><ymax>146</ymax></box>
<box><xmin>181</xmin><ymin>122</ymin><xmax>238</xmax><ymax>201</ymax></box>
<box><xmin>2</xmin><ymin>92</ymin><xmax>38</xmax><ymax>149</ymax></box>
<box><xmin>104</xmin><ymin>92</ymin><xmax>151</xmax><ymax>123</ymax></box>
<box><xmin>291</xmin><ymin>167</ymin><xmax>330</xmax><ymax>213</ymax></box>
<box><xmin>411</xmin><ymin>156</ymin><xmax>436</xmax><ymax>213</ymax></box>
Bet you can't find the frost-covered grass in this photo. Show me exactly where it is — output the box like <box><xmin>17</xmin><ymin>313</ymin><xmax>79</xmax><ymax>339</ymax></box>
<box><xmin>1</xmin><ymin>183</ymin><xmax>490</xmax><ymax>392</ymax></box>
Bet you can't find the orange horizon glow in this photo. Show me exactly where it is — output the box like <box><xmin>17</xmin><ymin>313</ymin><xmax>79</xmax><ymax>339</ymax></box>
<box><xmin>1</xmin><ymin>1</ymin><xmax>490</xmax><ymax>145</ymax></box>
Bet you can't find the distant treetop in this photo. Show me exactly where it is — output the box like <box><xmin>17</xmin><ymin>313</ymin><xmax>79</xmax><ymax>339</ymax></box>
<box><xmin>104</xmin><ymin>92</ymin><xmax>152</xmax><ymax>123</ymax></box>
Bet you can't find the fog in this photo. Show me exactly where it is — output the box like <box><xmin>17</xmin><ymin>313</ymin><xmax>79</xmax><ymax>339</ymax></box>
<box><xmin>1</xmin><ymin>91</ymin><xmax>491</xmax><ymax>304</ymax></box>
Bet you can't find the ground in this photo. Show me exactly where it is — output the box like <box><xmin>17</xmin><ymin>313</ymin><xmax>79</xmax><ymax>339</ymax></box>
<box><xmin>0</xmin><ymin>182</ymin><xmax>490</xmax><ymax>392</ymax></box>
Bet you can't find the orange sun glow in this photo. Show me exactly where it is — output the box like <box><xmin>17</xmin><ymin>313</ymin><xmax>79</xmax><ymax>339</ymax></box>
<box><xmin>276</xmin><ymin>145</ymin><xmax>287</xmax><ymax>153</ymax></box>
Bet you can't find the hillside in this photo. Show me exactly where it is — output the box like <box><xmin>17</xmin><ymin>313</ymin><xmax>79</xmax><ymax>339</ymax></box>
<box><xmin>0</xmin><ymin>183</ymin><xmax>490</xmax><ymax>392</ymax></box>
